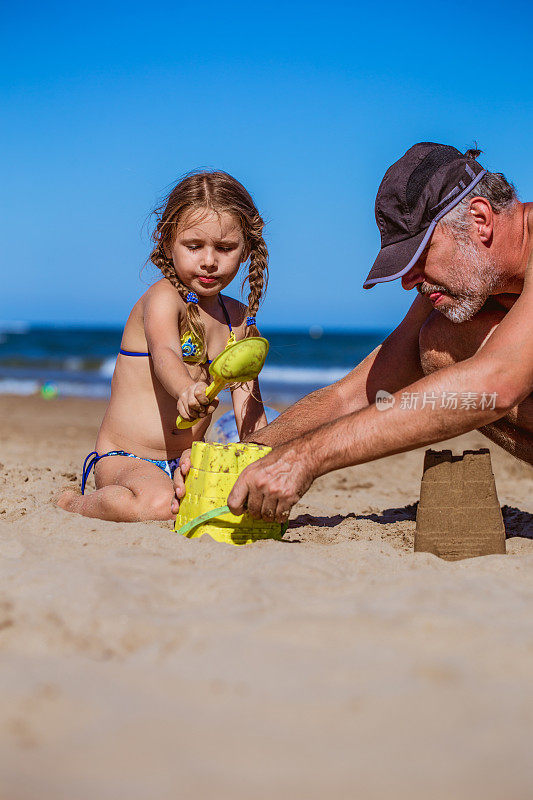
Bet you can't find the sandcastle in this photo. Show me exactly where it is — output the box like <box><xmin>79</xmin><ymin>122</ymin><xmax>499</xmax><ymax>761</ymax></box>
<box><xmin>415</xmin><ymin>448</ymin><xmax>506</xmax><ymax>560</ymax></box>
<box><xmin>174</xmin><ymin>441</ymin><xmax>287</xmax><ymax>546</ymax></box>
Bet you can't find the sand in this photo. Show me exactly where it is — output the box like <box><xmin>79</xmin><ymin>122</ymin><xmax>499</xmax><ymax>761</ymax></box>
<box><xmin>1</xmin><ymin>394</ymin><xmax>533</xmax><ymax>800</ymax></box>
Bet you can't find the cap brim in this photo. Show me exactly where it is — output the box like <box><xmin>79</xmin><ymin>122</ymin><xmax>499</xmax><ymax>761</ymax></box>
<box><xmin>363</xmin><ymin>227</ymin><xmax>429</xmax><ymax>290</ymax></box>
<box><xmin>364</xmin><ymin>166</ymin><xmax>488</xmax><ymax>289</ymax></box>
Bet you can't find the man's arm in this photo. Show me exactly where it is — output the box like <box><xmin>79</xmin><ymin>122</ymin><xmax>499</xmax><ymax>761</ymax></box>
<box><xmin>247</xmin><ymin>294</ymin><xmax>433</xmax><ymax>448</ymax></box>
<box><xmin>309</xmin><ymin>352</ymin><xmax>522</xmax><ymax>479</ymax></box>
<box><xmin>228</xmin><ymin>290</ymin><xmax>533</xmax><ymax>521</ymax></box>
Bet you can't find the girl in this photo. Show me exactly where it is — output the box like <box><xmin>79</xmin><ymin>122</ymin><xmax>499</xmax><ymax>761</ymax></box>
<box><xmin>57</xmin><ymin>171</ymin><xmax>269</xmax><ymax>522</ymax></box>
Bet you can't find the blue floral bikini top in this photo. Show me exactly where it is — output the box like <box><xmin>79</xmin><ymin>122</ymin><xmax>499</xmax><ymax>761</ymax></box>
<box><xmin>119</xmin><ymin>295</ymin><xmax>240</xmax><ymax>365</ymax></box>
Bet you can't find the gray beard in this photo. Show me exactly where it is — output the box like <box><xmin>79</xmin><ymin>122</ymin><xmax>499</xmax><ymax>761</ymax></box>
<box><xmin>417</xmin><ymin>240</ymin><xmax>500</xmax><ymax>323</ymax></box>
<box><xmin>441</xmin><ymin>293</ymin><xmax>487</xmax><ymax>324</ymax></box>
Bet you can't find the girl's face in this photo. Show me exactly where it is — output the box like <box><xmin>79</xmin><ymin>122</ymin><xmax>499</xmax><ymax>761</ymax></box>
<box><xmin>169</xmin><ymin>208</ymin><xmax>245</xmax><ymax>297</ymax></box>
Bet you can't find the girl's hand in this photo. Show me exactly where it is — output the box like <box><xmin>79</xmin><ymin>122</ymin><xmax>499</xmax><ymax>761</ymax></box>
<box><xmin>171</xmin><ymin>449</ymin><xmax>192</xmax><ymax>514</ymax></box>
<box><xmin>177</xmin><ymin>382</ymin><xmax>219</xmax><ymax>422</ymax></box>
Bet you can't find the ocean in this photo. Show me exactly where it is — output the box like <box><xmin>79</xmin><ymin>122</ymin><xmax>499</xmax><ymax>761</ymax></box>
<box><xmin>0</xmin><ymin>322</ymin><xmax>388</xmax><ymax>405</ymax></box>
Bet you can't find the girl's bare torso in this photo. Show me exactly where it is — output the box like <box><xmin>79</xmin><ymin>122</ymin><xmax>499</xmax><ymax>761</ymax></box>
<box><xmin>96</xmin><ymin>284</ymin><xmax>238</xmax><ymax>459</ymax></box>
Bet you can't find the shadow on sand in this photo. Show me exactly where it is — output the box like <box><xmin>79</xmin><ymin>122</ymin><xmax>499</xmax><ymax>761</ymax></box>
<box><xmin>502</xmin><ymin>506</ymin><xmax>533</xmax><ymax>540</ymax></box>
<box><xmin>288</xmin><ymin>502</ymin><xmax>418</xmax><ymax>532</ymax></box>
<box><xmin>287</xmin><ymin>503</ymin><xmax>533</xmax><ymax>541</ymax></box>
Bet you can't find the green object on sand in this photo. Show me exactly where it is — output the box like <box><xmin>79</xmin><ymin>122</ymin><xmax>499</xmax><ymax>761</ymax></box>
<box><xmin>175</xmin><ymin>503</ymin><xmax>289</xmax><ymax>540</ymax></box>
<box><xmin>175</xmin><ymin>505</ymin><xmax>231</xmax><ymax>537</ymax></box>
<box><xmin>40</xmin><ymin>381</ymin><xmax>59</xmax><ymax>400</ymax></box>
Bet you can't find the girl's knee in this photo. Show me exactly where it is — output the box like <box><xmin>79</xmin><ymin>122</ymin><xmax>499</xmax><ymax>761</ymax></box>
<box><xmin>152</xmin><ymin>490</ymin><xmax>175</xmax><ymax>520</ymax></box>
<box><xmin>132</xmin><ymin>486</ymin><xmax>174</xmax><ymax>521</ymax></box>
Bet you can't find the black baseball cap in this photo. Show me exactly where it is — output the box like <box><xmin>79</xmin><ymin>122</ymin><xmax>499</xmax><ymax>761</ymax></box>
<box><xmin>363</xmin><ymin>142</ymin><xmax>487</xmax><ymax>289</ymax></box>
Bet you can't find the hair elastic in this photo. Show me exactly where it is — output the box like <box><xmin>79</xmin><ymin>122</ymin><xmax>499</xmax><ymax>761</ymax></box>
<box><xmin>246</xmin><ymin>316</ymin><xmax>256</xmax><ymax>327</ymax></box>
<box><xmin>186</xmin><ymin>291</ymin><xmax>199</xmax><ymax>303</ymax></box>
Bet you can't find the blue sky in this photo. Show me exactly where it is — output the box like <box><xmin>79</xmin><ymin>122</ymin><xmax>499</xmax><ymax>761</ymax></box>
<box><xmin>2</xmin><ymin>0</ymin><xmax>532</xmax><ymax>330</ymax></box>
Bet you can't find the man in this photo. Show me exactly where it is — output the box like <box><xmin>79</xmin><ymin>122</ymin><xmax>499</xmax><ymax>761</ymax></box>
<box><xmin>177</xmin><ymin>142</ymin><xmax>533</xmax><ymax>522</ymax></box>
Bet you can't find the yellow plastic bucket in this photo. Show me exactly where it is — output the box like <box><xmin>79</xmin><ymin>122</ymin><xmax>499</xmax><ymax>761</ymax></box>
<box><xmin>174</xmin><ymin>441</ymin><xmax>286</xmax><ymax>545</ymax></box>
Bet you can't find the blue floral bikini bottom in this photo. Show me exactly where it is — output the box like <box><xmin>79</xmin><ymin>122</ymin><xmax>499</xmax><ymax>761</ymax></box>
<box><xmin>81</xmin><ymin>450</ymin><xmax>180</xmax><ymax>495</ymax></box>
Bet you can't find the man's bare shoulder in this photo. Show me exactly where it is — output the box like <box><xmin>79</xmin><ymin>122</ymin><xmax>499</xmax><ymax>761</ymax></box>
<box><xmin>479</xmin><ymin>280</ymin><xmax>533</xmax><ymax>369</ymax></box>
<box><xmin>521</xmin><ymin>203</ymin><xmax>533</xmax><ymax>293</ymax></box>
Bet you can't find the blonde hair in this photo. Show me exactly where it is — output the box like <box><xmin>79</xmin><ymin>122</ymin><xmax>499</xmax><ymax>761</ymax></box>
<box><xmin>149</xmin><ymin>170</ymin><xmax>268</xmax><ymax>359</ymax></box>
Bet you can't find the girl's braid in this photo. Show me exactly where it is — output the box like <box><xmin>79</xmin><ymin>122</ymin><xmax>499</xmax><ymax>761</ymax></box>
<box><xmin>243</xmin><ymin>214</ymin><xmax>269</xmax><ymax>337</ymax></box>
<box><xmin>150</xmin><ymin>228</ymin><xmax>208</xmax><ymax>359</ymax></box>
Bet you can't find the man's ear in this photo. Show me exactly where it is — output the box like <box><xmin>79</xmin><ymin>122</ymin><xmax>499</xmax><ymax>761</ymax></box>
<box><xmin>469</xmin><ymin>197</ymin><xmax>493</xmax><ymax>244</ymax></box>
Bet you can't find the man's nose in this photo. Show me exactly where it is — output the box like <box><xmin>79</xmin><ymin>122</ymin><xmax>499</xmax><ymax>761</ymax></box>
<box><xmin>401</xmin><ymin>267</ymin><xmax>423</xmax><ymax>291</ymax></box>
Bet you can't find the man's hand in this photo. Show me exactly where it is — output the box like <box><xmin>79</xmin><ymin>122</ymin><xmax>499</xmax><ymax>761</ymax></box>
<box><xmin>171</xmin><ymin>449</ymin><xmax>192</xmax><ymax>514</ymax></box>
<box><xmin>227</xmin><ymin>442</ymin><xmax>316</xmax><ymax>523</ymax></box>
<box><xmin>177</xmin><ymin>381</ymin><xmax>219</xmax><ymax>422</ymax></box>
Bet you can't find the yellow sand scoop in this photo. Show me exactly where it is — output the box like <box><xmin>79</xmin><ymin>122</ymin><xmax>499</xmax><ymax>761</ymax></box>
<box><xmin>175</xmin><ymin>336</ymin><xmax>269</xmax><ymax>429</ymax></box>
